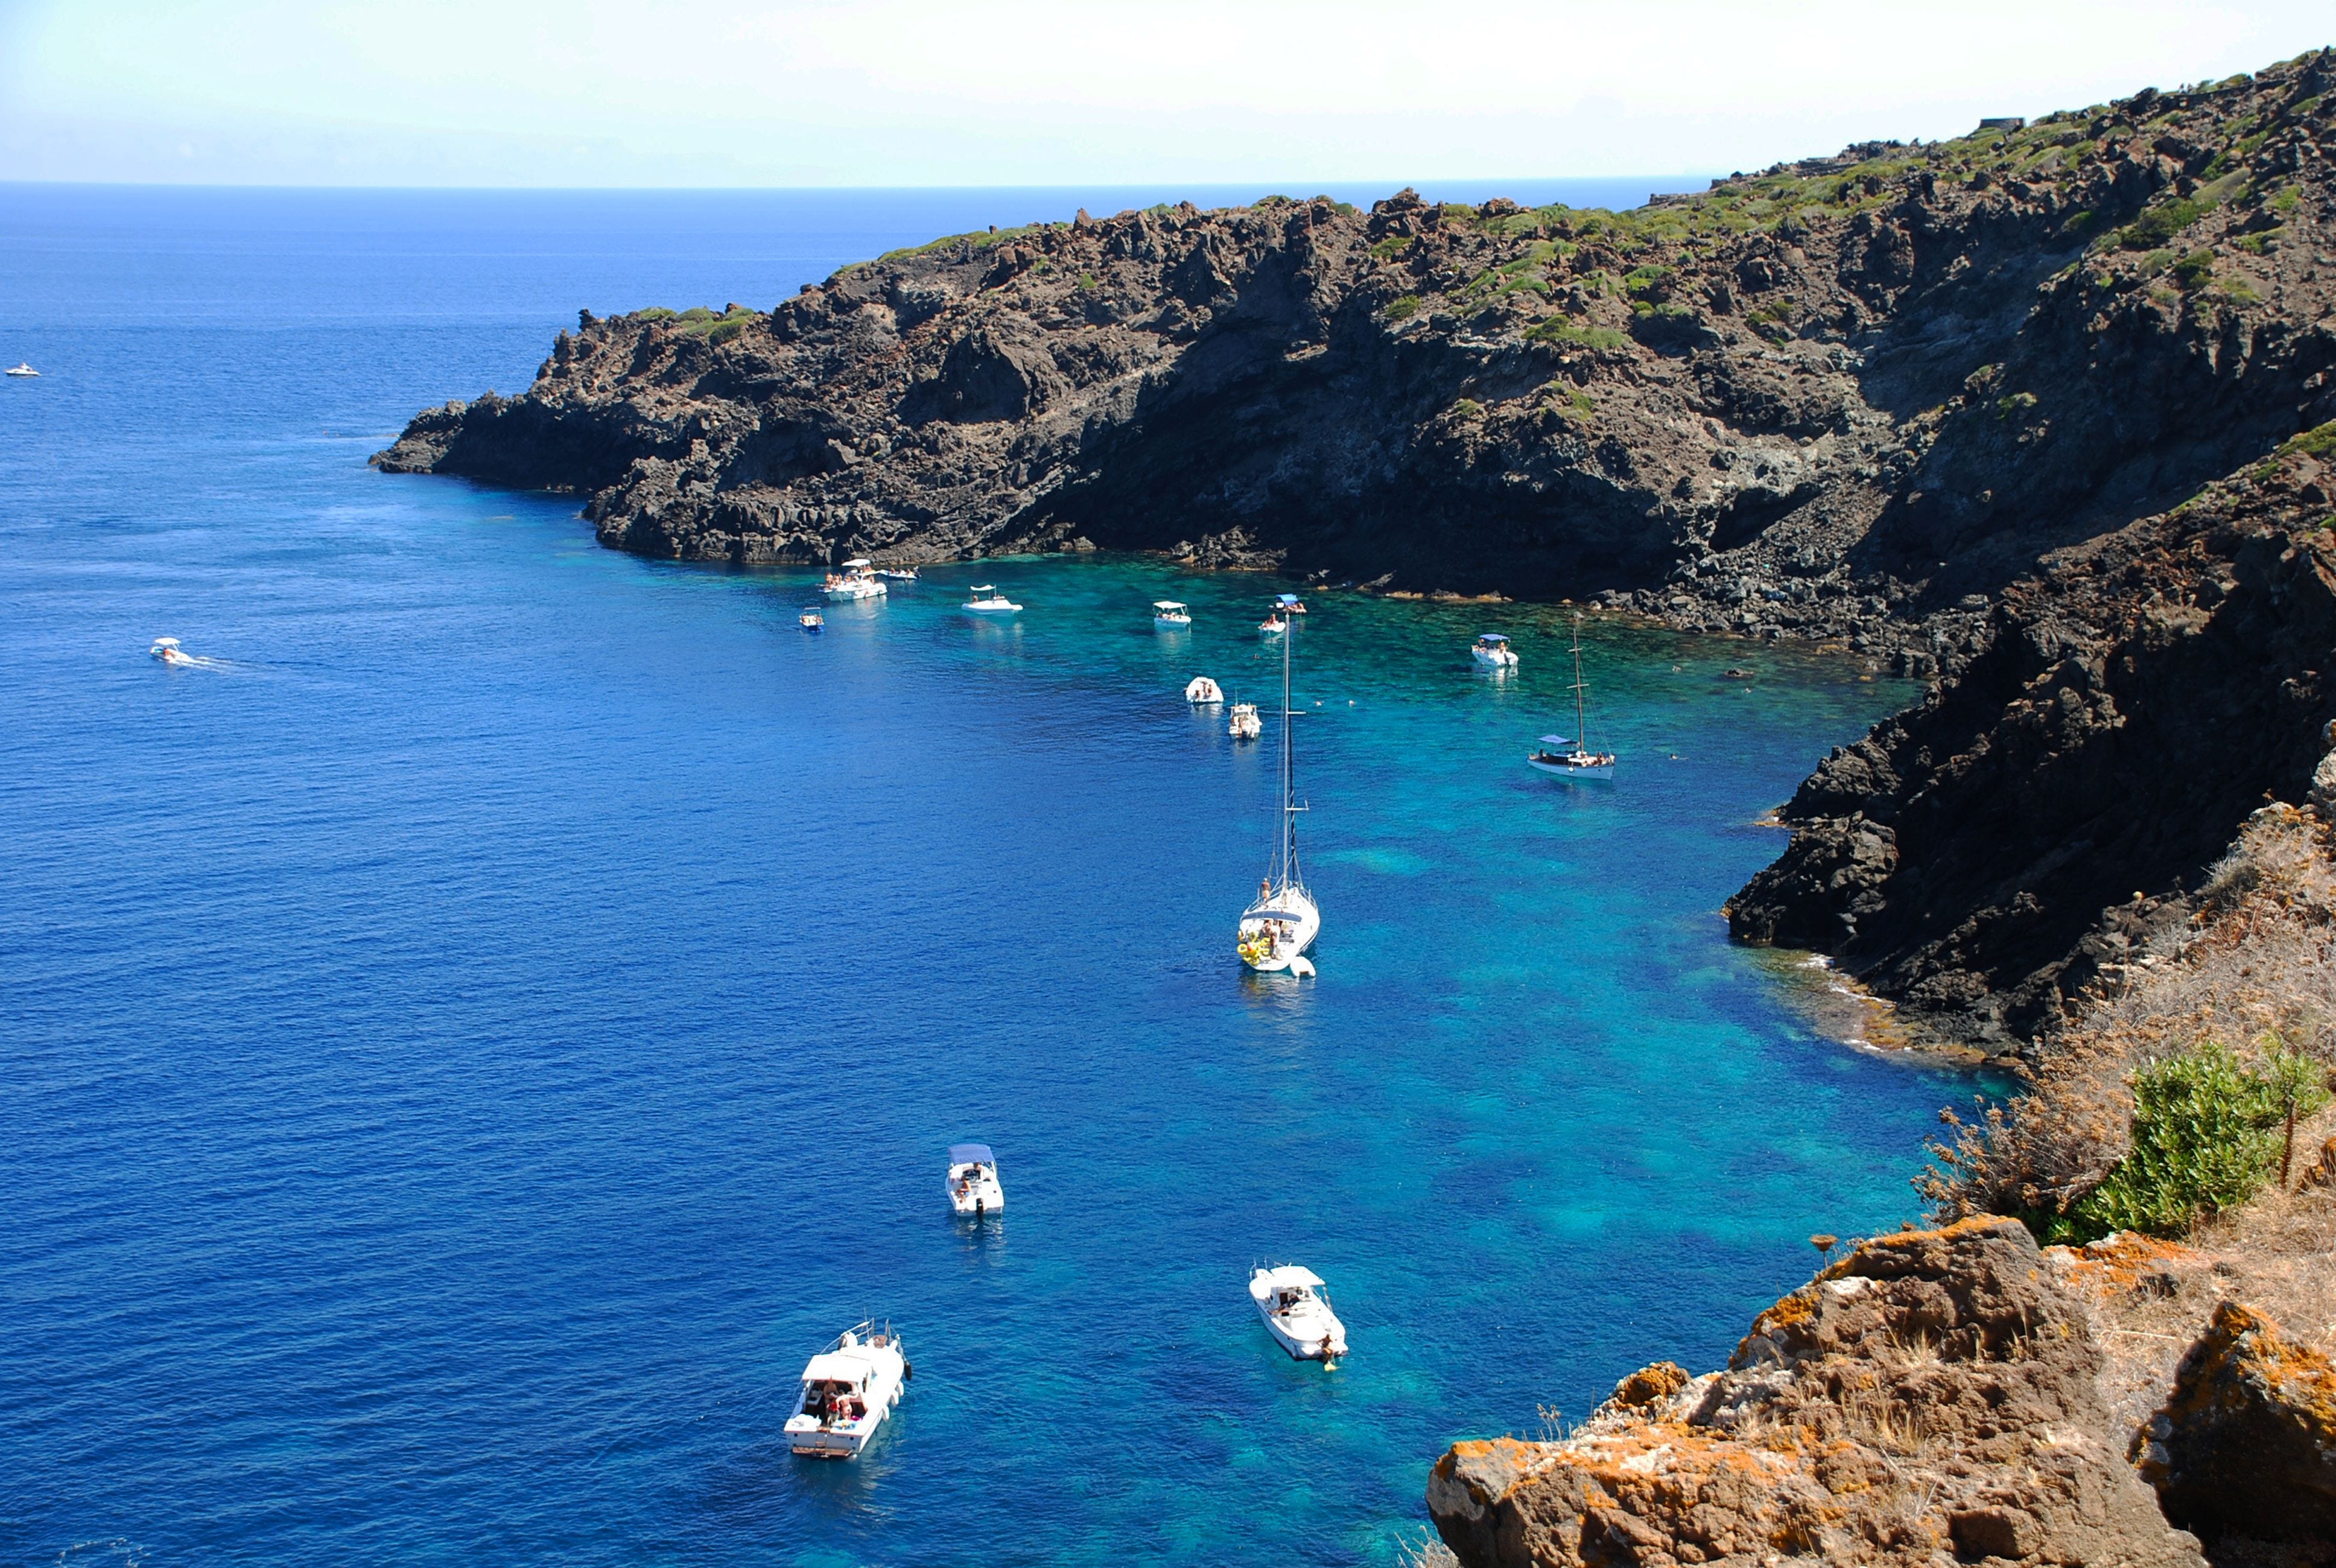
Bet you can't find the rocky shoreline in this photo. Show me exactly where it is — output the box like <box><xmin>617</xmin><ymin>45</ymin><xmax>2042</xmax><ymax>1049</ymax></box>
<box><xmin>378</xmin><ymin>51</ymin><xmax>2336</xmax><ymax>1050</ymax></box>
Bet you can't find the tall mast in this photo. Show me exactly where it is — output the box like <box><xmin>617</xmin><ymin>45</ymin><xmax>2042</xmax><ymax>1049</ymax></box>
<box><xmin>1572</xmin><ymin>613</ymin><xmax>1589</xmax><ymax>754</ymax></box>
<box><xmin>1279</xmin><ymin>612</ymin><xmax>1295</xmax><ymax>888</ymax></box>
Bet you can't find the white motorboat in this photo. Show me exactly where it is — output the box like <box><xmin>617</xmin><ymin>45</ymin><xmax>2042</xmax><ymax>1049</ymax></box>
<box><xmin>5</xmin><ymin>362</ymin><xmax>37</xmax><ymax>378</ymax></box>
<box><xmin>1154</xmin><ymin>600</ymin><xmax>1192</xmax><ymax>629</ymax></box>
<box><xmin>784</xmin><ymin>1321</ymin><xmax>910</xmax><ymax>1458</ymax></box>
<box><xmin>149</xmin><ymin>636</ymin><xmax>192</xmax><ymax>666</ymax></box>
<box><xmin>1471</xmin><ymin>633</ymin><xmax>1519</xmax><ymax>670</ymax></box>
<box><xmin>1249</xmin><ymin>1265</ymin><xmax>1348</xmax><ymax>1363</ymax></box>
<box><xmin>963</xmin><ymin>585</ymin><xmax>1023</xmax><ymax>615</ymax></box>
<box><xmin>823</xmin><ymin>558</ymin><xmax>888</xmax><ymax>600</ymax></box>
<box><xmin>946</xmin><ymin>1143</ymin><xmax>1005</xmax><ymax>1216</ymax></box>
<box><xmin>876</xmin><ymin>566</ymin><xmax>919</xmax><ymax>582</ymax></box>
<box><xmin>1237</xmin><ymin>617</ymin><xmax>1319</xmax><ymax>975</ymax></box>
<box><xmin>1528</xmin><ymin>612</ymin><xmax>1617</xmax><ymax>780</ymax></box>
<box><xmin>1186</xmin><ymin>676</ymin><xmax>1224</xmax><ymax>705</ymax></box>
<box><xmin>1258</xmin><ymin>613</ymin><xmax>1287</xmax><ymax>636</ymax></box>
<box><xmin>800</xmin><ymin>609</ymin><xmax>824</xmax><ymax>632</ymax></box>
<box><xmin>1228</xmin><ymin>701</ymin><xmax>1262</xmax><ymax>740</ymax></box>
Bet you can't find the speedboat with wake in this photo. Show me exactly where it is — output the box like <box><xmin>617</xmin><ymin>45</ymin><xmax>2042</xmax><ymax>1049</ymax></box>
<box><xmin>1237</xmin><ymin>613</ymin><xmax>1318</xmax><ymax>976</ymax></box>
<box><xmin>1186</xmin><ymin>676</ymin><xmax>1224</xmax><ymax>705</ymax></box>
<box><xmin>946</xmin><ymin>1143</ymin><xmax>1005</xmax><ymax>1216</ymax></box>
<box><xmin>1471</xmin><ymin>633</ymin><xmax>1519</xmax><ymax>670</ymax></box>
<box><xmin>785</xmin><ymin>1321</ymin><xmax>909</xmax><ymax>1458</ymax></box>
<box><xmin>149</xmin><ymin>636</ymin><xmax>194</xmax><ymax>666</ymax></box>
<box><xmin>1249</xmin><ymin>1265</ymin><xmax>1347</xmax><ymax>1364</ymax></box>
<box><xmin>823</xmin><ymin>559</ymin><xmax>887</xmax><ymax>600</ymax></box>
<box><xmin>1528</xmin><ymin>612</ymin><xmax>1616</xmax><ymax>779</ymax></box>
<box><xmin>962</xmin><ymin>585</ymin><xmax>1022</xmax><ymax>615</ymax></box>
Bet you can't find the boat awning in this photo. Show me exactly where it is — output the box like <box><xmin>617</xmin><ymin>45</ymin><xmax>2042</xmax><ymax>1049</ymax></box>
<box><xmin>949</xmin><ymin>1143</ymin><xmax>994</xmax><ymax>1166</ymax></box>
<box><xmin>801</xmin><ymin>1353</ymin><xmax>869</xmax><ymax>1385</ymax></box>
<box><xmin>1154</xmin><ymin>601</ymin><xmax>1187</xmax><ymax>611</ymax></box>
<box><xmin>1477</xmin><ymin>633</ymin><xmax>1509</xmax><ymax>643</ymax></box>
<box><xmin>1538</xmin><ymin>734</ymin><xmax>1575</xmax><ymax>747</ymax></box>
<box><xmin>970</xmin><ymin>585</ymin><xmax>996</xmax><ymax>594</ymax></box>
<box><xmin>1257</xmin><ymin>1265</ymin><xmax>1324</xmax><ymax>1289</ymax></box>
<box><xmin>841</xmin><ymin>557</ymin><xmax>872</xmax><ymax>568</ymax></box>
<box><xmin>1275</xmin><ymin>594</ymin><xmax>1301</xmax><ymax>606</ymax></box>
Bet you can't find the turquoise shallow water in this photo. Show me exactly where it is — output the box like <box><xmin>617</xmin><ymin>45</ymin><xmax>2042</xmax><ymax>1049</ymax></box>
<box><xmin>2</xmin><ymin>185</ymin><xmax>1949</xmax><ymax>1565</ymax></box>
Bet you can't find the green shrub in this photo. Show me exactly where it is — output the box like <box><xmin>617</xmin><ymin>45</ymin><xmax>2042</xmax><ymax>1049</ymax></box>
<box><xmin>1383</xmin><ymin>293</ymin><xmax>1422</xmax><ymax>322</ymax></box>
<box><xmin>1526</xmin><ymin>319</ymin><xmax>1627</xmax><ymax>351</ymax></box>
<box><xmin>678</xmin><ymin>306</ymin><xmax>717</xmax><ymax>322</ymax></box>
<box><xmin>2171</xmin><ymin>249</ymin><xmax>2217</xmax><ymax>290</ymax></box>
<box><xmin>2122</xmin><ymin>197</ymin><xmax>2206</xmax><ymax>249</ymax></box>
<box><xmin>706</xmin><ymin>319</ymin><xmax>744</xmax><ymax>346</ymax></box>
<box><xmin>1450</xmin><ymin>397</ymin><xmax>1484</xmax><ymax>418</ymax></box>
<box><xmin>2279</xmin><ymin>420</ymin><xmax>2336</xmax><ymax>460</ymax></box>
<box><xmin>1995</xmin><ymin>391</ymin><xmax>2039</xmax><ymax>419</ymax></box>
<box><xmin>2068</xmin><ymin>1040</ymin><xmax>2329</xmax><ymax>1239</ymax></box>
<box><xmin>1370</xmin><ymin>236</ymin><xmax>1408</xmax><ymax>259</ymax></box>
<box><xmin>635</xmin><ymin>307</ymin><xmax>678</xmax><ymax>322</ymax></box>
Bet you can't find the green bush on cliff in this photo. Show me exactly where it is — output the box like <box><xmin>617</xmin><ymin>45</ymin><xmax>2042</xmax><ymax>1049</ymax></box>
<box><xmin>634</xmin><ymin>307</ymin><xmax>678</xmax><ymax>322</ymax></box>
<box><xmin>2067</xmin><ymin>1040</ymin><xmax>2329</xmax><ymax>1239</ymax></box>
<box><xmin>1526</xmin><ymin>319</ymin><xmax>1626</xmax><ymax>352</ymax></box>
<box><xmin>2171</xmin><ymin>249</ymin><xmax>2218</xmax><ymax>290</ymax></box>
<box><xmin>2278</xmin><ymin>420</ymin><xmax>2336</xmax><ymax>460</ymax></box>
<box><xmin>1382</xmin><ymin>294</ymin><xmax>1422</xmax><ymax>322</ymax></box>
<box><xmin>2122</xmin><ymin>197</ymin><xmax>2207</xmax><ymax>249</ymax></box>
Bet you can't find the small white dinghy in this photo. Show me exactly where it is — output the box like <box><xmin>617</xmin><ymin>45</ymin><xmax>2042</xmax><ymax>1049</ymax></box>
<box><xmin>1249</xmin><ymin>1265</ymin><xmax>1347</xmax><ymax>1364</ymax></box>
<box><xmin>1186</xmin><ymin>676</ymin><xmax>1224</xmax><ymax>705</ymax></box>
<box><xmin>963</xmin><ymin>585</ymin><xmax>1022</xmax><ymax>615</ymax></box>
<box><xmin>1471</xmin><ymin>632</ymin><xmax>1519</xmax><ymax>670</ymax></box>
<box><xmin>784</xmin><ymin>1321</ymin><xmax>910</xmax><ymax>1458</ymax></box>
<box><xmin>1154</xmin><ymin>600</ymin><xmax>1192</xmax><ymax>628</ymax></box>
<box><xmin>1228</xmin><ymin>702</ymin><xmax>1262</xmax><ymax>741</ymax></box>
<box><xmin>947</xmin><ymin>1143</ymin><xmax>1004</xmax><ymax>1216</ymax></box>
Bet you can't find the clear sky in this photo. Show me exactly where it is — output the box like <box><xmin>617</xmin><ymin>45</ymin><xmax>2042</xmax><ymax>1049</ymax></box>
<box><xmin>2</xmin><ymin>1</ymin><xmax>2329</xmax><ymax>187</ymax></box>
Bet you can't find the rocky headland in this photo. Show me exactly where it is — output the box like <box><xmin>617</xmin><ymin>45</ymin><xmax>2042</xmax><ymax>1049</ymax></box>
<box><xmin>380</xmin><ymin>49</ymin><xmax>2336</xmax><ymax>1050</ymax></box>
<box><xmin>379</xmin><ymin>52</ymin><xmax>2336</xmax><ymax>1562</ymax></box>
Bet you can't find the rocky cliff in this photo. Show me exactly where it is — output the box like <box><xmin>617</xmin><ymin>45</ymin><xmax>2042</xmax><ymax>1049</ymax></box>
<box><xmin>379</xmin><ymin>50</ymin><xmax>2336</xmax><ymax>1043</ymax></box>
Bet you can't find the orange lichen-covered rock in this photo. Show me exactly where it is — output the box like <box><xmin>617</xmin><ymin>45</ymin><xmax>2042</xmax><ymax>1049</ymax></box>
<box><xmin>2148</xmin><ymin>1300</ymin><xmax>2336</xmax><ymax>1543</ymax></box>
<box><xmin>1428</xmin><ymin>1218</ymin><xmax>2204</xmax><ymax>1567</ymax></box>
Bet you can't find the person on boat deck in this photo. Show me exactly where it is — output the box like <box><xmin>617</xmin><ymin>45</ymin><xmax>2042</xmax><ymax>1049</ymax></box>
<box><xmin>1259</xmin><ymin>877</ymin><xmax>1271</xmax><ymax>903</ymax></box>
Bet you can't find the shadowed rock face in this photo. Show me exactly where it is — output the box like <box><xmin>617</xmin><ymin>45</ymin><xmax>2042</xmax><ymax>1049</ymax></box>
<box><xmin>376</xmin><ymin>54</ymin><xmax>2336</xmax><ymax>1045</ymax></box>
<box><xmin>1427</xmin><ymin>1219</ymin><xmax>2203</xmax><ymax>1568</ymax></box>
<box><xmin>2147</xmin><ymin>1300</ymin><xmax>2336</xmax><ymax>1548</ymax></box>
<box><xmin>1726</xmin><ymin>459</ymin><xmax>2336</xmax><ymax>1046</ymax></box>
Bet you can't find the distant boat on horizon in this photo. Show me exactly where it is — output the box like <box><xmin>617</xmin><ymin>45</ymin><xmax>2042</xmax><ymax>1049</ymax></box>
<box><xmin>5</xmin><ymin>362</ymin><xmax>38</xmax><ymax>378</ymax></box>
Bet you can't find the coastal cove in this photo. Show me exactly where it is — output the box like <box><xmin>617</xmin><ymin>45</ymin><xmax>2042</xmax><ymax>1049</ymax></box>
<box><xmin>5</xmin><ymin>185</ymin><xmax>1946</xmax><ymax>1565</ymax></box>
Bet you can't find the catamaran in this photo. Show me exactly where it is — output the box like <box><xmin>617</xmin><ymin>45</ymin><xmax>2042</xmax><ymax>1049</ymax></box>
<box><xmin>1237</xmin><ymin>608</ymin><xmax>1318</xmax><ymax>975</ymax></box>
<box><xmin>1528</xmin><ymin>612</ymin><xmax>1616</xmax><ymax>780</ymax></box>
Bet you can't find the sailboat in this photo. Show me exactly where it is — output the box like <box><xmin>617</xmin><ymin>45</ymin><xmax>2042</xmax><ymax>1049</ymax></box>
<box><xmin>1237</xmin><ymin>606</ymin><xmax>1319</xmax><ymax>974</ymax></box>
<box><xmin>1528</xmin><ymin>612</ymin><xmax>1617</xmax><ymax>780</ymax></box>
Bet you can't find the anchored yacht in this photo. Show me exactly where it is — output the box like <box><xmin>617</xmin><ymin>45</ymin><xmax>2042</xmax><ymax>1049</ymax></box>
<box><xmin>800</xmin><ymin>609</ymin><xmax>824</xmax><ymax>632</ymax></box>
<box><xmin>1228</xmin><ymin>701</ymin><xmax>1262</xmax><ymax>740</ymax></box>
<box><xmin>962</xmin><ymin>585</ymin><xmax>1023</xmax><ymax>615</ymax></box>
<box><xmin>784</xmin><ymin>1322</ymin><xmax>909</xmax><ymax>1458</ymax></box>
<box><xmin>1249</xmin><ymin>1265</ymin><xmax>1347</xmax><ymax>1363</ymax></box>
<box><xmin>5</xmin><ymin>363</ymin><xmax>37</xmax><ymax>378</ymax></box>
<box><xmin>1528</xmin><ymin>612</ymin><xmax>1617</xmax><ymax>780</ymax></box>
<box><xmin>1237</xmin><ymin>611</ymin><xmax>1319</xmax><ymax>975</ymax></box>
<box><xmin>1471</xmin><ymin>633</ymin><xmax>1519</xmax><ymax>670</ymax></box>
<box><xmin>1154</xmin><ymin>600</ymin><xmax>1192</xmax><ymax>628</ymax></box>
<box><xmin>947</xmin><ymin>1144</ymin><xmax>1005</xmax><ymax>1216</ymax></box>
<box><xmin>823</xmin><ymin>559</ymin><xmax>887</xmax><ymax>600</ymax></box>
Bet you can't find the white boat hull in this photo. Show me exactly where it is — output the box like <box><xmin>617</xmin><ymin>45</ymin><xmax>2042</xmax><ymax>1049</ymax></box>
<box><xmin>824</xmin><ymin>581</ymin><xmax>886</xmax><ymax>600</ymax></box>
<box><xmin>963</xmin><ymin>603</ymin><xmax>1021</xmax><ymax>615</ymax></box>
<box><xmin>1185</xmin><ymin>678</ymin><xmax>1224</xmax><ymax>705</ymax></box>
<box><xmin>948</xmin><ymin>1170</ymin><xmax>1005</xmax><ymax>1216</ymax></box>
<box><xmin>1472</xmin><ymin>649</ymin><xmax>1519</xmax><ymax>669</ymax></box>
<box><xmin>785</xmin><ymin>1328</ymin><xmax>907</xmax><ymax>1459</ymax></box>
<box><xmin>1249</xmin><ymin>1272</ymin><xmax>1347</xmax><ymax>1361</ymax></box>
<box><xmin>1529</xmin><ymin>755</ymin><xmax>1614</xmax><ymax>780</ymax></box>
<box><xmin>1238</xmin><ymin>887</ymin><xmax>1319</xmax><ymax>973</ymax></box>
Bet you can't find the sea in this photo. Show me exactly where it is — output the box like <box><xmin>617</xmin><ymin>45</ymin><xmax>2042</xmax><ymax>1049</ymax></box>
<box><xmin>1</xmin><ymin>181</ymin><xmax>1955</xmax><ymax>1566</ymax></box>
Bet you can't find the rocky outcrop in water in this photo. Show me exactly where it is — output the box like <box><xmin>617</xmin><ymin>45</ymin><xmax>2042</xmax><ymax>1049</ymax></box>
<box><xmin>1426</xmin><ymin>1218</ymin><xmax>2204</xmax><ymax>1567</ymax></box>
<box><xmin>379</xmin><ymin>51</ymin><xmax>2336</xmax><ymax>1044</ymax></box>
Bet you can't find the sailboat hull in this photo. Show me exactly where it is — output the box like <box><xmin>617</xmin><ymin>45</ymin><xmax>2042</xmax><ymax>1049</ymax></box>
<box><xmin>1528</xmin><ymin>757</ymin><xmax>1614</xmax><ymax>780</ymax></box>
<box><xmin>1238</xmin><ymin>889</ymin><xmax>1320</xmax><ymax>972</ymax></box>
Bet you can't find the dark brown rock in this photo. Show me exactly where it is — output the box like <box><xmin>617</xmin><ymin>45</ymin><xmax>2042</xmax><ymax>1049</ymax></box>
<box><xmin>2147</xmin><ymin>1300</ymin><xmax>2336</xmax><ymax>1546</ymax></box>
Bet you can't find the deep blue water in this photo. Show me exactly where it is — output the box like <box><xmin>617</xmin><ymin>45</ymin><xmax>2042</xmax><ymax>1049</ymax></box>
<box><xmin>3</xmin><ymin>184</ymin><xmax>1947</xmax><ymax>1566</ymax></box>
